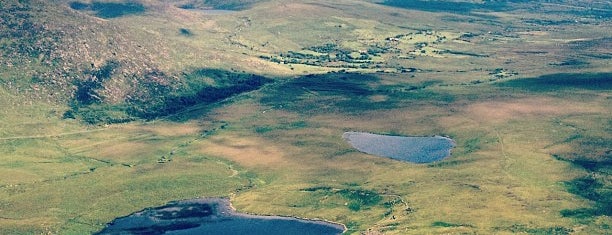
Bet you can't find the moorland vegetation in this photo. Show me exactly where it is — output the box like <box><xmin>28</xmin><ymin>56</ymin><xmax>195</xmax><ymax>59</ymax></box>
<box><xmin>0</xmin><ymin>0</ymin><xmax>610</xmax><ymax>234</ymax></box>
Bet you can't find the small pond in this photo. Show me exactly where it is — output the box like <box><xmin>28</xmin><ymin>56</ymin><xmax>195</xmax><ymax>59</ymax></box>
<box><xmin>96</xmin><ymin>198</ymin><xmax>345</xmax><ymax>235</ymax></box>
<box><xmin>343</xmin><ymin>132</ymin><xmax>455</xmax><ymax>163</ymax></box>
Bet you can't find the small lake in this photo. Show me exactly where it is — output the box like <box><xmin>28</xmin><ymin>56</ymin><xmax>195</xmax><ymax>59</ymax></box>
<box><xmin>96</xmin><ymin>198</ymin><xmax>345</xmax><ymax>235</ymax></box>
<box><xmin>343</xmin><ymin>132</ymin><xmax>455</xmax><ymax>163</ymax></box>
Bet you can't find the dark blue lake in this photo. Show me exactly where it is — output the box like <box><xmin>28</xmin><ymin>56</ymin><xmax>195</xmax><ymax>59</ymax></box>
<box><xmin>343</xmin><ymin>132</ymin><xmax>455</xmax><ymax>163</ymax></box>
<box><xmin>96</xmin><ymin>198</ymin><xmax>345</xmax><ymax>235</ymax></box>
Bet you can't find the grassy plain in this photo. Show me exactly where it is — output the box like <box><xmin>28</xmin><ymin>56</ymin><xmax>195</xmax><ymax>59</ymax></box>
<box><xmin>0</xmin><ymin>0</ymin><xmax>610</xmax><ymax>234</ymax></box>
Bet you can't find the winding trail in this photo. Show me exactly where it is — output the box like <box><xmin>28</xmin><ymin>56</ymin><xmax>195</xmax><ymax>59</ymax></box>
<box><xmin>493</xmin><ymin>127</ymin><xmax>518</xmax><ymax>180</ymax></box>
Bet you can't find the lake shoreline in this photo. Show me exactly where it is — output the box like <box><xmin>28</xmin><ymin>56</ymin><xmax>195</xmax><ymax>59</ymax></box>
<box><xmin>227</xmin><ymin>198</ymin><xmax>348</xmax><ymax>233</ymax></box>
<box><xmin>343</xmin><ymin>131</ymin><xmax>456</xmax><ymax>163</ymax></box>
<box><xmin>96</xmin><ymin>197</ymin><xmax>346</xmax><ymax>234</ymax></box>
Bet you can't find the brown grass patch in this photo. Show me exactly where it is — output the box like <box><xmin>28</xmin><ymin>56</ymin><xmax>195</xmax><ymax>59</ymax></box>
<box><xmin>197</xmin><ymin>134</ymin><xmax>289</xmax><ymax>168</ymax></box>
<box><xmin>311</xmin><ymin>106</ymin><xmax>449</xmax><ymax>135</ymax></box>
<box><xmin>211</xmin><ymin>101</ymin><xmax>263</xmax><ymax>122</ymax></box>
<box><xmin>265</xmin><ymin>3</ymin><xmax>329</xmax><ymax>16</ymax></box>
<box><xmin>0</xmin><ymin>169</ymin><xmax>41</xmax><ymax>184</ymax></box>
<box><xmin>464</xmin><ymin>97</ymin><xmax>602</xmax><ymax>124</ymax></box>
<box><xmin>368</xmin><ymin>95</ymin><xmax>389</xmax><ymax>102</ymax></box>
<box><xmin>93</xmin><ymin>141</ymin><xmax>152</xmax><ymax>160</ymax></box>
<box><xmin>139</xmin><ymin>123</ymin><xmax>200</xmax><ymax>136</ymax></box>
<box><xmin>121</xmin><ymin>122</ymin><xmax>201</xmax><ymax>137</ymax></box>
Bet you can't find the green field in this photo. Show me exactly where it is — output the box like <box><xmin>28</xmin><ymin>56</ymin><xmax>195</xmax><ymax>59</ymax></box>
<box><xmin>0</xmin><ymin>0</ymin><xmax>610</xmax><ymax>234</ymax></box>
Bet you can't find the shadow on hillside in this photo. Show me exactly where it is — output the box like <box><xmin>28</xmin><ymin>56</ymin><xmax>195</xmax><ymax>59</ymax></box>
<box><xmin>496</xmin><ymin>72</ymin><xmax>612</xmax><ymax>91</ymax></box>
<box><xmin>553</xmin><ymin>135</ymin><xmax>612</xmax><ymax>220</ymax></box>
<box><xmin>383</xmin><ymin>0</ymin><xmax>612</xmax><ymax>19</ymax></box>
<box><xmin>177</xmin><ymin>0</ymin><xmax>266</xmax><ymax>11</ymax></box>
<box><xmin>380</xmin><ymin>0</ymin><xmax>516</xmax><ymax>14</ymax></box>
<box><xmin>138</xmin><ymin>68</ymin><xmax>272</xmax><ymax>122</ymax></box>
<box><xmin>259</xmin><ymin>72</ymin><xmax>452</xmax><ymax>115</ymax></box>
<box><xmin>66</xmin><ymin>67</ymin><xmax>272</xmax><ymax>124</ymax></box>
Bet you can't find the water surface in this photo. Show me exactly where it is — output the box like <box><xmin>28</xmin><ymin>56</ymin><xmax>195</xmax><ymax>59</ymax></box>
<box><xmin>343</xmin><ymin>132</ymin><xmax>455</xmax><ymax>163</ymax></box>
<box><xmin>96</xmin><ymin>198</ymin><xmax>345</xmax><ymax>235</ymax></box>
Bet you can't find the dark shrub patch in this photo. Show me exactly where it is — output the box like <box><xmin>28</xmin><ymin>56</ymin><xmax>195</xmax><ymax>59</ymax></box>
<box><xmin>299</xmin><ymin>186</ymin><xmax>382</xmax><ymax>211</ymax></box>
<box><xmin>347</xmin><ymin>201</ymin><xmax>361</xmax><ymax>211</ymax></box>
<box><xmin>300</xmin><ymin>186</ymin><xmax>333</xmax><ymax>192</ymax></box>
<box><xmin>566</xmin><ymin>176</ymin><xmax>602</xmax><ymax>201</ymax></box>
<box><xmin>432</xmin><ymin>221</ymin><xmax>473</xmax><ymax>228</ymax></box>
<box><xmin>338</xmin><ymin>189</ymin><xmax>382</xmax><ymax>207</ymax></box>
<box><xmin>177</xmin><ymin>4</ymin><xmax>195</xmax><ymax>9</ymax></box>
<box><xmin>73</xmin><ymin>104</ymin><xmax>135</xmax><ymax>125</ymax></box>
<box><xmin>73</xmin><ymin>60</ymin><xmax>120</xmax><ymax>105</ymax></box>
<box><xmin>561</xmin><ymin>175</ymin><xmax>611</xmax><ymax>218</ymax></box>
<box><xmin>560</xmin><ymin>208</ymin><xmax>598</xmax><ymax>219</ymax></box>
<box><xmin>179</xmin><ymin>28</ymin><xmax>193</xmax><ymax>36</ymax></box>
<box><xmin>495</xmin><ymin>224</ymin><xmax>573</xmax><ymax>235</ymax></box>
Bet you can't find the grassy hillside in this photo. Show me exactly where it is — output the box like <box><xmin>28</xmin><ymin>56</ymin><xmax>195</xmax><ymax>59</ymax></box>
<box><xmin>0</xmin><ymin>0</ymin><xmax>610</xmax><ymax>234</ymax></box>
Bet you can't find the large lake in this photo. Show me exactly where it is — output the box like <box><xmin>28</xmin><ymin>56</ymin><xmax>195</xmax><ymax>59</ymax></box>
<box><xmin>343</xmin><ymin>132</ymin><xmax>455</xmax><ymax>163</ymax></box>
<box><xmin>96</xmin><ymin>198</ymin><xmax>345</xmax><ymax>235</ymax></box>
